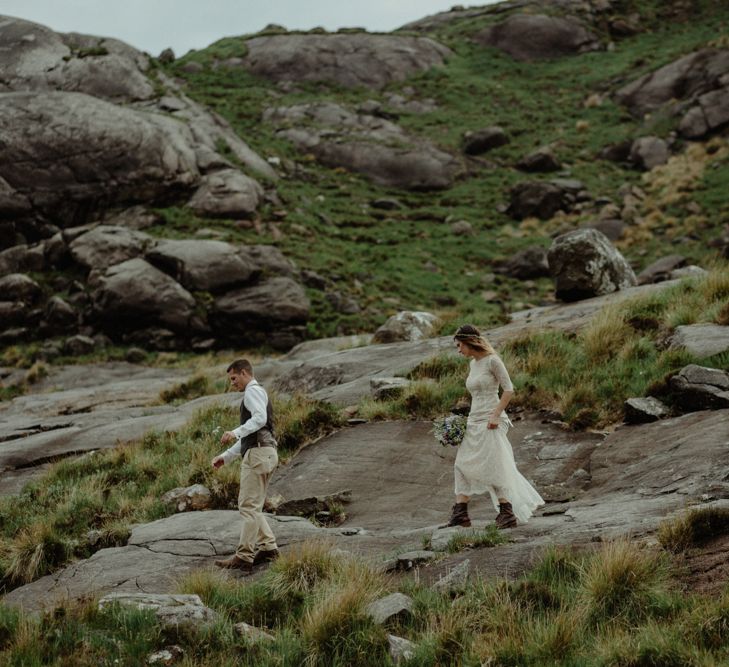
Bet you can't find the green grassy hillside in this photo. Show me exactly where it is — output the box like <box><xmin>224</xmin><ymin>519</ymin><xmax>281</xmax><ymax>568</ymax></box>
<box><xmin>157</xmin><ymin>0</ymin><xmax>729</xmax><ymax>339</ymax></box>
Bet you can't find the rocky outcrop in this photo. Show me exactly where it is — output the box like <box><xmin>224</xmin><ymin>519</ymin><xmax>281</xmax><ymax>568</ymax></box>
<box><xmin>0</xmin><ymin>225</ymin><xmax>308</xmax><ymax>351</ymax></box>
<box><xmin>0</xmin><ymin>15</ymin><xmax>154</xmax><ymax>102</ymax></box>
<box><xmin>239</xmin><ymin>33</ymin><xmax>452</xmax><ymax>89</ymax></box>
<box><xmin>473</xmin><ymin>14</ymin><xmax>600</xmax><ymax>61</ymax></box>
<box><xmin>0</xmin><ymin>92</ymin><xmax>200</xmax><ymax>228</ymax></box>
<box><xmin>547</xmin><ymin>228</ymin><xmax>637</xmax><ymax>301</ymax></box>
<box><xmin>615</xmin><ymin>49</ymin><xmax>729</xmax><ymax>138</ymax></box>
<box><xmin>264</xmin><ymin>102</ymin><xmax>459</xmax><ymax>190</ymax></box>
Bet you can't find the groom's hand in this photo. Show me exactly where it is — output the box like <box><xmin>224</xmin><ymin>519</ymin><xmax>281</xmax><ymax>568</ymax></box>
<box><xmin>211</xmin><ymin>456</ymin><xmax>224</xmax><ymax>469</ymax></box>
<box><xmin>220</xmin><ymin>431</ymin><xmax>236</xmax><ymax>445</ymax></box>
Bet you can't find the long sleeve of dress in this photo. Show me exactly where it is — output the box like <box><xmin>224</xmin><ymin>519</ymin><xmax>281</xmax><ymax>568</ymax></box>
<box><xmin>490</xmin><ymin>355</ymin><xmax>514</xmax><ymax>392</ymax></box>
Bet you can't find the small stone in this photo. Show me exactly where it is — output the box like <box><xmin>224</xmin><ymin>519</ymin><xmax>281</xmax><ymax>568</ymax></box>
<box><xmin>147</xmin><ymin>645</ymin><xmax>184</xmax><ymax>665</ymax></box>
<box><xmin>370</xmin><ymin>377</ymin><xmax>411</xmax><ymax>401</ymax></box>
<box><xmin>161</xmin><ymin>485</ymin><xmax>212</xmax><ymax>512</ymax></box>
<box><xmin>365</xmin><ymin>592</ymin><xmax>414</xmax><ymax>625</ymax></box>
<box><xmin>387</xmin><ymin>634</ymin><xmax>416</xmax><ymax>664</ymax></box>
<box><xmin>450</xmin><ymin>220</ymin><xmax>473</xmax><ymax>236</ymax></box>
<box><xmin>433</xmin><ymin>558</ymin><xmax>470</xmax><ymax>592</ymax></box>
<box><xmin>624</xmin><ymin>397</ymin><xmax>670</xmax><ymax>423</ymax></box>
<box><xmin>233</xmin><ymin>621</ymin><xmax>275</xmax><ymax>642</ymax></box>
<box><xmin>63</xmin><ymin>334</ymin><xmax>96</xmax><ymax>356</ymax></box>
<box><xmin>396</xmin><ymin>550</ymin><xmax>437</xmax><ymax>570</ymax></box>
<box><xmin>125</xmin><ymin>347</ymin><xmax>147</xmax><ymax>363</ymax></box>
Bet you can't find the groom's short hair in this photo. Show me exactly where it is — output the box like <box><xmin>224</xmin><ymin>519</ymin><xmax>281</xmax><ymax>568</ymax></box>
<box><xmin>227</xmin><ymin>359</ymin><xmax>253</xmax><ymax>375</ymax></box>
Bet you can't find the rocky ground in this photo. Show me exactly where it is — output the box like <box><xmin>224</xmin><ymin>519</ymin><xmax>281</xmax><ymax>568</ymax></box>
<box><xmin>3</xmin><ymin>281</ymin><xmax>728</xmax><ymax>612</ymax></box>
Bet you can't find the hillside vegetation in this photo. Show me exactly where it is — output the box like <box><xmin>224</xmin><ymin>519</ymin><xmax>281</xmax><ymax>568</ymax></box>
<box><xmin>158</xmin><ymin>0</ymin><xmax>729</xmax><ymax>338</ymax></box>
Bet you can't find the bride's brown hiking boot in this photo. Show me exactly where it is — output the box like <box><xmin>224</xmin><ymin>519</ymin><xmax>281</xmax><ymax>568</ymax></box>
<box><xmin>441</xmin><ymin>502</ymin><xmax>471</xmax><ymax>528</ymax></box>
<box><xmin>495</xmin><ymin>502</ymin><xmax>517</xmax><ymax>529</ymax></box>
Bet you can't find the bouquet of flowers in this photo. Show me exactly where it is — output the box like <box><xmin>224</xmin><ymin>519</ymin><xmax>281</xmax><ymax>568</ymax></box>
<box><xmin>432</xmin><ymin>414</ymin><xmax>468</xmax><ymax>447</ymax></box>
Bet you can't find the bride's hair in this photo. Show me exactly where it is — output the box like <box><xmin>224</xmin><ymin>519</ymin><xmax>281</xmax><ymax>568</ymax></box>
<box><xmin>453</xmin><ymin>324</ymin><xmax>495</xmax><ymax>355</ymax></box>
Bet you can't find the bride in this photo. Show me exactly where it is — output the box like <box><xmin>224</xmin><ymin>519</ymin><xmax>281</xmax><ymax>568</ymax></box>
<box><xmin>443</xmin><ymin>324</ymin><xmax>544</xmax><ymax>529</ymax></box>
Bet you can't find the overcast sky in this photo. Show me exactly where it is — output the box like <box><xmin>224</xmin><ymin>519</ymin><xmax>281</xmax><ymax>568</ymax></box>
<box><xmin>3</xmin><ymin>1</ymin><xmax>497</xmax><ymax>57</ymax></box>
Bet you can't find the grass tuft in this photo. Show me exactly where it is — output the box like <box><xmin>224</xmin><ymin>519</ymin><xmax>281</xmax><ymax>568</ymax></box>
<box><xmin>657</xmin><ymin>506</ymin><xmax>729</xmax><ymax>553</ymax></box>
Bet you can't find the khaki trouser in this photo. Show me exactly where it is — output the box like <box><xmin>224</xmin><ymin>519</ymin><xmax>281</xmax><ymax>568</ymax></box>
<box><xmin>236</xmin><ymin>440</ymin><xmax>278</xmax><ymax>563</ymax></box>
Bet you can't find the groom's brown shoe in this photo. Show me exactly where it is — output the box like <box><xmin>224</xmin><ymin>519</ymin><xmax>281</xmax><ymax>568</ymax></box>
<box><xmin>253</xmin><ymin>548</ymin><xmax>280</xmax><ymax>565</ymax></box>
<box><xmin>214</xmin><ymin>554</ymin><xmax>253</xmax><ymax>573</ymax></box>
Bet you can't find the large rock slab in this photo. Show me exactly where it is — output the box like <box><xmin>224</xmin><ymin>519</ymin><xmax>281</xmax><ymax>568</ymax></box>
<box><xmin>474</xmin><ymin>14</ymin><xmax>600</xmax><ymax>61</ymax></box>
<box><xmin>6</xmin><ymin>407</ymin><xmax>727</xmax><ymax>612</ymax></box>
<box><xmin>547</xmin><ymin>228</ymin><xmax>637</xmax><ymax>302</ymax></box>
<box><xmin>0</xmin><ymin>92</ymin><xmax>199</xmax><ymax>226</ymax></box>
<box><xmin>240</xmin><ymin>33</ymin><xmax>452</xmax><ymax>89</ymax></box>
<box><xmin>264</xmin><ymin>102</ymin><xmax>459</xmax><ymax>190</ymax></box>
<box><xmin>1</xmin><ymin>510</ymin><xmax>364</xmax><ymax>612</ymax></box>
<box><xmin>0</xmin><ymin>15</ymin><xmax>154</xmax><ymax>102</ymax></box>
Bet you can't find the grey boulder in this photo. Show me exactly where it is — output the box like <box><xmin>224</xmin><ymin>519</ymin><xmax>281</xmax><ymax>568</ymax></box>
<box><xmin>629</xmin><ymin>137</ymin><xmax>669</xmax><ymax>170</ymax></box>
<box><xmin>495</xmin><ymin>245</ymin><xmax>550</xmax><ymax>280</ymax></box>
<box><xmin>146</xmin><ymin>239</ymin><xmax>256</xmax><ymax>292</ymax></box>
<box><xmin>0</xmin><ymin>272</ymin><xmax>42</xmax><ymax>303</ymax></box>
<box><xmin>624</xmin><ymin>397</ymin><xmax>670</xmax><ymax>424</ymax></box>
<box><xmin>365</xmin><ymin>592</ymin><xmax>414</xmax><ymax>625</ymax></box>
<box><xmin>373</xmin><ymin>310</ymin><xmax>439</xmax><ymax>344</ymax></box>
<box><xmin>213</xmin><ymin>277</ymin><xmax>310</xmax><ymax>349</ymax></box>
<box><xmin>69</xmin><ymin>225</ymin><xmax>151</xmax><ymax>271</ymax></box>
<box><xmin>507</xmin><ymin>181</ymin><xmax>570</xmax><ymax>220</ymax></box>
<box><xmin>474</xmin><ymin>14</ymin><xmax>600</xmax><ymax>61</ymax></box>
<box><xmin>90</xmin><ymin>258</ymin><xmax>198</xmax><ymax>334</ymax></box>
<box><xmin>462</xmin><ymin>126</ymin><xmax>508</xmax><ymax>155</ymax></box>
<box><xmin>670</xmin><ymin>364</ymin><xmax>729</xmax><ymax>412</ymax></box>
<box><xmin>240</xmin><ymin>33</ymin><xmax>452</xmax><ymax>89</ymax></box>
<box><xmin>187</xmin><ymin>168</ymin><xmax>264</xmax><ymax>219</ymax></box>
<box><xmin>548</xmin><ymin>229</ymin><xmax>637</xmax><ymax>302</ymax></box>
<box><xmin>637</xmin><ymin>255</ymin><xmax>686</xmax><ymax>285</ymax></box>
<box><xmin>98</xmin><ymin>593</ymin><xmax>218</xmax><ymax>629</ymax></box>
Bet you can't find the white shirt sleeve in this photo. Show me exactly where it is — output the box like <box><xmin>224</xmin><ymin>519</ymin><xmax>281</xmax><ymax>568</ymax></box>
<box><xmin>219</xmin><ymin>382</ymin><xmax>269</xmax><ymax>464</ymax></box>
<box><xmin>490</xmin><ymin>355</ymin><xmax>514</xmax><ymax>392</ymax></box>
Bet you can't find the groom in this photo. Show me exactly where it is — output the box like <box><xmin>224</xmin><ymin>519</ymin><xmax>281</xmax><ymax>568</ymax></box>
<box><xmin>211</xmin><ymin>359</ymin><xmax>279</xmax><ymax>573</ymax></box>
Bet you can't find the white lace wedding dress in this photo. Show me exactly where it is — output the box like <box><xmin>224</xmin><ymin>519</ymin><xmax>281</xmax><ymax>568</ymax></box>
<box><xmin>454</xmin><ymin>354</ymin><xmax>544</xmax><ymax>524</ymax></box>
